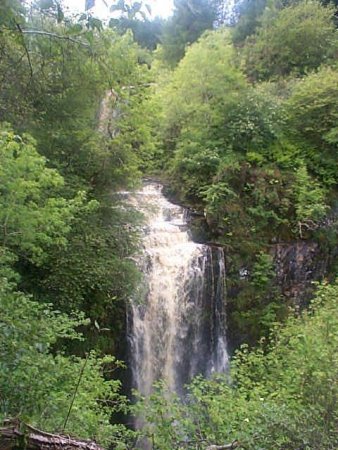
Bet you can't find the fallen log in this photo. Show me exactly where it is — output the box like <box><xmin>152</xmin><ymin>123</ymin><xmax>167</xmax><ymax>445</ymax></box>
<box><xmin>206</xmin><ymin>441</ymin><xmax>239</xmax><ymax>450</ymax></box>
<box><xmin>0</xmin><ymin>419</ymin><xmax>105</xmax><ymax>450</ymax></box>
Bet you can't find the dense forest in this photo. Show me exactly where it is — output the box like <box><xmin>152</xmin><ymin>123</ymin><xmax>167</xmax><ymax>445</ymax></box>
<box><xmin>0</xmin><ymin>0</ymin><xmax>337</xmax><ymax>449</ymax></box>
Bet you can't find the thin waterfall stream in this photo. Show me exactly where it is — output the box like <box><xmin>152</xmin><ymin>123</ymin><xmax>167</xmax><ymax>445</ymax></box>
<box><xmin>127</xmin><ymin>183</ymin><xmax>228</xmax><ymax>396</ymax></box>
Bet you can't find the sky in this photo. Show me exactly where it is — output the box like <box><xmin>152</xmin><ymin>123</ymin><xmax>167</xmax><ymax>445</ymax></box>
<box><xmin>62</xmin><ymin>0</ymin><xmax>174</xmax><ymax>19</ymax></box>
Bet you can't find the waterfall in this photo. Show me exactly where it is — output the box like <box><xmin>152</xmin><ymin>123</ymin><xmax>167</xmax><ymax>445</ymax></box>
<box><xmin>128</xmin><ymin>183</ymin><xmax>228</xmax><ymax>396</ymax></box>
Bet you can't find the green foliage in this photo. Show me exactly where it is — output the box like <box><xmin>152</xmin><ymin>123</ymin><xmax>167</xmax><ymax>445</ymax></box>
<box><xmin>157</xmin><ymin>29</ymin><xmax>246</xmax><ymax>199</ymax></box>
<box><xmin>232</xmin><ymin>0</ymin><xmax>268</xmax><ymax>43</ymax></box>
<box><xmin>0</xmin><ymin>273</ymin><xmax>131</xmax><ymax>446</ymax></box>
<box><xmin>110</xmin><ymin>16</ymin><xmax>165</xmax><ymax>50</ymax></box>
<box><xmin>0</xmin><ymin>0</ymin><xmax>25</xmax><ymax>27</ymax></box>
<box><xmin>286</xmin><ymin>66</ymin><xmax>338</xmax><ymax>184</ymax></box>
<box><xmin>2</xmin><ymin>0</ymin><xmax>338</xmax><ymax>444</ymax></box>
<box><xmin>0</xmin><ymin>126</ymin><xmax>89</xmax><ymax>265</ymax></box>
<box><xmin>202</xmin><ymin>181</ymin><xmax>238</xmax><ymax>217</ymax></box>
<box><xmin>0</xmin><ymin>0</ymin><xmax>146</xmax><ymax>357</ymax></box>
<box><xmin>28</xmin><ymin>202</ymin><xmax>142</xmax><ymax>355</ymax></box>
<box><xmin>251</xmin><ymin>251</ymin><xmax>274</xmax><ymax>288</ymax></box>
<box><xmin>109</xmin><ymin>0</ymin><xmax>150</xmax><ymax>21</ymax></box>
<box><xmin>293</xmin><ymin>165</ymin><xmax>328</xmax><ymax>236</ymax></box>
<box><xmin>150</xmin><ymin>21</ymin><xmax>336</xmax><ymax>352</ymax></box>
<box><xmin>136</xmin><ymin>281</ymin><xmax>338</xmax><ymax>449</ymax></box>
<box><xmin>228</xmin><ymin>249</ymin><xmax>286</xmax><ymax>344</ymax></box>
<box><xmin>27</xmin><ymin>28</ymin><xmax>147</xmax><ymax>188</ymax></box>
<box><xmin>0</xmin><ymin>2</ymin><xmax>146</xmax><ymax>437</ymax></box>
<box><xmin>160</xmin><ymin>0</ymin><xmax>219</xmax><ymax>67</ymax></box>
<box><xmin>108</xmin><ymin>0</ymin><xmax>165</xmax><ymax>50</ymax></box>
<box><xmin>0</xmin><ymin>122</ymin><xmax>139</xmax><ymax>431</ymax></box>
<box><xmin>243</xmin><ymin>1</ymin><xmax>338</xmax><ymax>81</ymax></box>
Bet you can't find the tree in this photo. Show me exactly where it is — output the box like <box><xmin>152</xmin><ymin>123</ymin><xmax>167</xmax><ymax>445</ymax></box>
<box><xmin>231</xmin><ymin>0</ymin><xmax>268</xmax><ymax>43</ymax></box>
<box><xmin>110</xmin><ymin>15</ymin><xmax>165</xmax><ymax>49</ymax></box>
<box><xmin>293</xmin><ymin>165</ymin><xmax>328</xmax><ymax>236</ymax></box>
<box><xmin>0</xmin><ymin>126</ymin><xmax>87</xmax><ymax>265</ymax></box>
<box><xmin>0</xmin><ymin>0</ymin><xmax>147</xmax><ymax>359</ymax></box>
<box><xmin>160</xmin><ymin>0</ymin><xmax>219</xmax><ymax>67</ymax></box>
<box><xmin>243</xmin><ymin>1</ymin><xmax>338</xmax><ymax>81</ymax></box>
<box><xmin>0</xmin><ymin>270</ymin><xmax>131</xmax><ymax>447</ymax></box>
<box><xmin>108</xmin><ymin>0</ymin><xmax>149</xmax><ymax>20</ymax></box>
<box><xmin>286</xmin><ymin>66</ymin><xmax>338</xmax><ymax>184</ymax></box>
<box><xmin>157</xmin><ymin>29</ymin><xmax>246</xmax><ymax>200</ymax></box>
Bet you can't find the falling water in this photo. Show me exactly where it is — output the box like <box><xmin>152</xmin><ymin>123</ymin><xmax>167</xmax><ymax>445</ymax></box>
<box><xmin>128</xmin><ymin>183</ymin><xmax>228</xmax><ymax>396</ymax></box>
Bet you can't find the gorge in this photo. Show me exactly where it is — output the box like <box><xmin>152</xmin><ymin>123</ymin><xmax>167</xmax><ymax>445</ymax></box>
<box><xmin>1</xmin><ymin>0</ymin><xmax>337</xmax><ymax>447</ymax></box>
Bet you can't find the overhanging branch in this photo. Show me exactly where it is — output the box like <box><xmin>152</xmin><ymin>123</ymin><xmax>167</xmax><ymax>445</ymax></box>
<box><xmin>21</xmin><ymin>30</ymin><xmax>90</xmax><ymax>48</ymax></box>
<box><xmin>15</xmin><ymin>22</ymin><xmax>34</xmax><ymax>78</ymax></box>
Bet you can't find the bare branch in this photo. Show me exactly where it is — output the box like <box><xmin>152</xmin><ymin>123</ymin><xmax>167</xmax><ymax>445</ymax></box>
<box><xmin>15</xmin><ymin>23</ymin><xmax>34</xmax><ymax>78</ymax></box>
<box><xmin>21</xmin><ymin>30</ymin><xmax>90</xmax><ymax>48</ymax></box>
<box><xmin>121</xmin><ymin>83</ymin><xmax>157</xmax><ymax>91</ymax></box>
<box><xmin>62</xmin><ymin>353</ymin><xmax>89</xmax><ymax>432</ymax></box>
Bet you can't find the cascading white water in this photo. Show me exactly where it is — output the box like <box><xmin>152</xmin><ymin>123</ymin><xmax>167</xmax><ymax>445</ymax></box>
<box><xmin>128</xmin><ymin>183</ymin><xmax>228</xmax><ymax>396</ymax></box>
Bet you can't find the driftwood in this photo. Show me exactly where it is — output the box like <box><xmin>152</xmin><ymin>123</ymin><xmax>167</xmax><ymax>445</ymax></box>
<box><xmin>0</xmin><ymin>420</ymin><xmax>104</xmax><ymax>450</ymax></box>
<box><xmin>206</xmin><ymin>441</ymin><xmax>239</xmax><ymax>450</ymax></box>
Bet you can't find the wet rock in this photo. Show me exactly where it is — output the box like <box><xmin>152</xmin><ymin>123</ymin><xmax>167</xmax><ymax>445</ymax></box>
<box><xmin>272</xmin><ymin>241</ymin><xmax>329</xmax><ymax>306</ymax></box>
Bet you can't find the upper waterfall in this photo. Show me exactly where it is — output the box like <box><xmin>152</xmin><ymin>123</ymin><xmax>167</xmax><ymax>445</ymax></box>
<box><xmin>128</xmin><ymin>183</ymin><xmax>228</xmax><ymax>396</ymax></box>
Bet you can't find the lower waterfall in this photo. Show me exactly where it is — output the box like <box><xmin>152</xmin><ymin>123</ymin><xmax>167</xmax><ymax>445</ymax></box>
<box><xmin>128</xmin><ymin>183</ymin><xmax>228</xmax><ymax>396</ymax></box>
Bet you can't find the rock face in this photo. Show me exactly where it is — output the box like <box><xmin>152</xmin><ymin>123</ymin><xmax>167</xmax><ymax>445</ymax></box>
<box><xmin>187</xmin><ymin>210</ymin><xmax>333</xmax><ymax>304</ymax></box>
<box><xmin>224</xmin><ymin>239</ymin><xmax>333</xmax><ymax>352</ymax></box>
<box><xmin>188</xmin><ymin>212</ymin><xmax>332</xmax><ymax>304</ymax></box>
<box><xmin>273</xmin><ymin>241</ymin><xmax>330</xmax><ymax>305</ymax></box>
<box><xmin>97</xmin><ymin>90</ymin><xmax>119</xmax><ymax>137</ymax></box>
